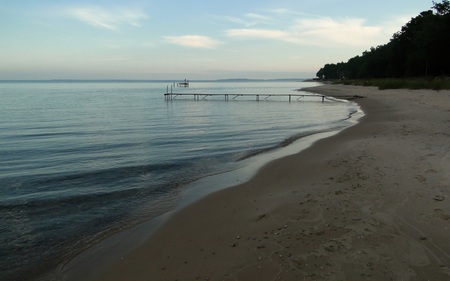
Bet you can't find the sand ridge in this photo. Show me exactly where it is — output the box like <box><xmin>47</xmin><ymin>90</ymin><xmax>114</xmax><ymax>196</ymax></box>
<box><xmin>76</xmin><ymin>84</ymin><xmax>450</xmax><ymax>281</ymax></box>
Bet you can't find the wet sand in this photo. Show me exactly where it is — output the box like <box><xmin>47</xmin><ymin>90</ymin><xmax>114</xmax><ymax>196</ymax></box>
<box><xmin>69</xmin><ymin>84</ymin><xmax>450</xmax><ymax>280</ymax></box>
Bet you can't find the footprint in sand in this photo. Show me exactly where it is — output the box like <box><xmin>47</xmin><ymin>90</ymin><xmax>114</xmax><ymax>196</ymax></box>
<box><xmin>440</xmin><ymin>265</ymin><xmax>450</xmax><ymax>277</ymax></box>
<box><xmin>434</xmin><ymin>209</ymin><xmax>450</xmax><ymax>220</ymax></box>
<box><xmin>415</xmin><ymin>175</ymin><xmax>427</xmax><ymax>183</ymax></box>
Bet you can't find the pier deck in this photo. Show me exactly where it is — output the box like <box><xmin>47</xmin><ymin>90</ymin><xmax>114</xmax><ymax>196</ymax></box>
<box><xmin>164</xmin><ymin>92</ymin><xmax>329</xmax><ymax>102</ymax></box>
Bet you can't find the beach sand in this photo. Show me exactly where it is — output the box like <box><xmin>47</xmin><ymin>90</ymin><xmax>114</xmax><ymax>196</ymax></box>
<box><xmin>68</xmin><ymin>84</ymin><xmax>450</xmax><ymax>281</ymax></box>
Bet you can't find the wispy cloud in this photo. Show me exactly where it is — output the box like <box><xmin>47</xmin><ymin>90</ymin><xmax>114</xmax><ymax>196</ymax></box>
<box><xmin>245</xmin><ymin>13</ymin><xmax>276</xmax><ymax>24</ymax></box>
<box><xmin>68</xmin><ymin>6</ymin><xmax>148</xmax><ymax>30</ymax></box>
<box><xmin>267</xmin><ymin>8</ymin><xmax>291</xmax><ymax>15</ymax></box>
<box><xmin>215</xmin><ymin>15</ymin><xmax>252</xmax><ymax>26</ymax></box>
<box><xmin>212</xmin><ymin>12</ymin><xmax>277</xmax><ymax>27</ymax></box>
<box><xmin>226</xmin><ymin>29</ymin><xmax>290</xmax><ymax>40</ymax></box>
<box><xmin>164</xmin><ymin>35</ymin><xmax>221</xmax><ymax>49</ymax></box>
<box><xmin>226</xmin><ymin>16</ymin><xmax>387</xmax><ymax>48</ymax></box>
<box><xmin>292</xmin><ymin>17</ymin><xmax>383</xmax><ymax>46</ymax></box>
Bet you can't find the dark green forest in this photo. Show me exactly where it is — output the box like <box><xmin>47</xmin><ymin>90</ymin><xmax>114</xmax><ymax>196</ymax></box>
<box><xmin>316</xmin><ymin>1</ymin><xmax>450</xmax><ymax>80</ymax></box>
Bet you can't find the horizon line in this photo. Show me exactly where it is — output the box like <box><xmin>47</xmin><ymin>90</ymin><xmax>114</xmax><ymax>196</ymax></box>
<box><xmin>0</xmin><ymin>77</ymin><xmax>313</xmax><ymax>83</ymax></box>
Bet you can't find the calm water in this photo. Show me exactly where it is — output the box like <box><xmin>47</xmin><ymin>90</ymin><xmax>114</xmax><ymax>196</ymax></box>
<box><xmin>0</xmin><ymin>80</ymin><xmax>359</xmax><ymax>280</ymax></box>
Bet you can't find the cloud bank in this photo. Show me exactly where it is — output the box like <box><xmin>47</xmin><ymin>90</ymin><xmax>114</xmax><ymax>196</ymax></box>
<box><xmin>225</xmin><ymin>16</ymin><xmax>386</xmax><ymax>48</ymax></box>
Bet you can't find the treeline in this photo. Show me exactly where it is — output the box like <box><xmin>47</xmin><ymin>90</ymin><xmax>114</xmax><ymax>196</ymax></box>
<box><xmin>316</xmin><ymin>0</ymin><xmax>450</xmax><ymax>80</ymax></box>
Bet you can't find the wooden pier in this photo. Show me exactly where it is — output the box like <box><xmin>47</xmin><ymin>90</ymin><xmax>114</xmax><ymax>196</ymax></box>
<box><xmin>164</xmin><ymin>92</ymin><xmax>327</xmax><ymax>102</ymax></box>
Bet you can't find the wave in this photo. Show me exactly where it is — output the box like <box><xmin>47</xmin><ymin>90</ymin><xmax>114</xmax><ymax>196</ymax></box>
<box><xmin>34</xmin><ymin>162</ymin><xmax>184</xmax><ymax>184</ymax></box>
<box><xmin>236</xmin><ymin>129</ymin><xmax>330</xmax><ymax>161</ymax></box>
<box><xmin>0</xmin><ymin>162</ymin><xmax>189</xmax><ymax>204</ymax></box>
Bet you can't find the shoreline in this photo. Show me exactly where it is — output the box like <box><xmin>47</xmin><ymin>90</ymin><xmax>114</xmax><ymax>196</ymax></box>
<box><xmin>65</xmin><ymin>84</ymin><xmax>450</xmax><ymax>280</ymax></box>
<box><xmin>56</xmin><ymin>130</ymin><xmax>348</xmax><ymax>281</ymax></box>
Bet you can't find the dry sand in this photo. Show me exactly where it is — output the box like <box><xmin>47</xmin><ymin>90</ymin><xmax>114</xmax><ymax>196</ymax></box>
<box><xmin>73</xmin><ymin>84</ymin><xmax>450</xmax><ymax>281</ymax></box>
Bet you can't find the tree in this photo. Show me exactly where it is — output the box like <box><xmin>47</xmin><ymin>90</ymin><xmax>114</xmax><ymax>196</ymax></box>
<box><xmin>316</xmin><ymin>62</ymin><xmax>348</xmax><ymax>80</ymax></box>
<box><xmin>432</xmin><ymin>0</ymin><xmax>450</xmax><ymax>15</ymax></box>
<box><xmin>316</xmin><ymin>0</ymin><xmax>450</xmax><ymax>79</ymax></box>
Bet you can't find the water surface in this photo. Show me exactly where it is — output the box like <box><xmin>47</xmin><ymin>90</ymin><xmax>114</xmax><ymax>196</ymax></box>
<box><xmin>0</xmin><ymin>80</ymin><xmax>359</xmax><ymax>280</ymax></box>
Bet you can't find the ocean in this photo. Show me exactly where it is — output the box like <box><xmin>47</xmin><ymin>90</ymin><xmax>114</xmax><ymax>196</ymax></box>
<box><xmin>0</xmin><ymin>80</ymin><xmax>360</xmax><ymax>280</ymax></box>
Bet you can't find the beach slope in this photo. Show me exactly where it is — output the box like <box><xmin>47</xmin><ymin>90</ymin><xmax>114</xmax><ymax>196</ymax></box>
<box><xmin>87</xmin><ymin>84</ymin><xmax>450</xmax><ymax>280</ymax></box>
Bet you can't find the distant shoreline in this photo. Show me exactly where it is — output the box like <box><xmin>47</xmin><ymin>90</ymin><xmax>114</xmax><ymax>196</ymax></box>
<box><xmin>0</xmin><ymin>78</ymin><xmax>313</xmax><ymax>83</ymax></box>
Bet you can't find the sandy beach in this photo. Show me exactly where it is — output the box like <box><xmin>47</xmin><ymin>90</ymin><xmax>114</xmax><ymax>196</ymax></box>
<box><xmin>66</xmin><ymin>84</ymin><xmax>450</xmax><ymax>281</ymax></box>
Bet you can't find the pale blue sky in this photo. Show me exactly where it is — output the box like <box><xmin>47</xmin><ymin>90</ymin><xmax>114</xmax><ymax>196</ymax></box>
<box><xmin>0</xmin><ymin>0</ymin><xmax>432</xmax><ymax>80</ymax></box>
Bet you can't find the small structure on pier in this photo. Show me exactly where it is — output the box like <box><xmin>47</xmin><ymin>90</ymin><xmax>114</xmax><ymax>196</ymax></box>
<box><xmin>177</xmin><ymin>79</ymin><xmax>189</xmax><ymax>87</ymax></box>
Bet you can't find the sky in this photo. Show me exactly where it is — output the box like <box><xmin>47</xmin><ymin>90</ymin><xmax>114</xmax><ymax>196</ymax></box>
<box><xmin>0</xmin><ymin>0</ymin><xmax>434</xmax><ymax>80</ymax></box>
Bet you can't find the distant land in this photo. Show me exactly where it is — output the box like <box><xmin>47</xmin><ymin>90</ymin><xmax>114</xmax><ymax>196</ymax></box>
<box><xmin>0</xmin><ymin>78</ymin><xmax>310</xmax><ymax>83</ymax></box>
<box><xmin>214</xmin><ymin>78</ymin><xmax>307</xmax><ymax>82</ymax></box>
